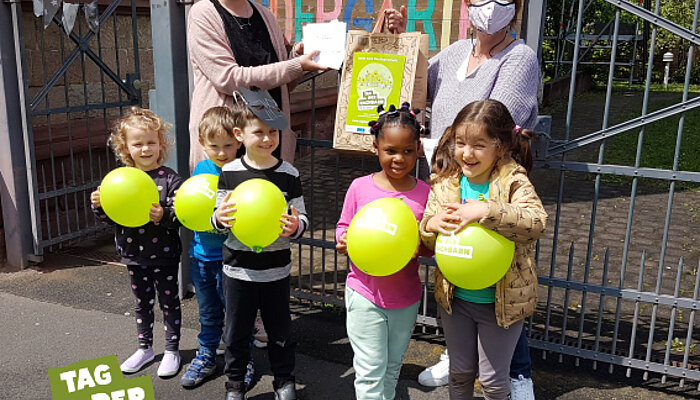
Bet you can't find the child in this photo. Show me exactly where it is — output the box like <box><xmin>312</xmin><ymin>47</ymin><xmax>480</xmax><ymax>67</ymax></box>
<box><xmin>336</xmin><ymin>103</ymin><xmax>431</xmax><ymax>400</ymax></box>
<box><xmin>212</xmin><ymin>88</ymin><xmax>308</xmax><ymax>400</ymax></box>
<box><xmin>180</xmin><ymin>106</ymin><xmax>258</xmax><ymax>388</ymax></box>
<box><xmin>90</xmin><ymin>107</ymin><xmax>184</xmax><ymax>377</ymax></box>
<box><xmin>420</xmin><ymin>99</ymin><xmax>547</xmax><ymax>400</ymax></box>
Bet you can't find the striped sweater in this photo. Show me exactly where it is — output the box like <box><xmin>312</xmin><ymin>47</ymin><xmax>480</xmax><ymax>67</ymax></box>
<box><xmin>213</xmin><ymin>157</ymin><xmax>308</xmax><ymax>282</ymax></box>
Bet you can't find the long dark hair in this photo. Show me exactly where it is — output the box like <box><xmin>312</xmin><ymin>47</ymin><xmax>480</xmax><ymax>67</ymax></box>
<box><xmin>431</xmin><ymin>99</ymin><xmax>534</xmax><ymax>180</ymax></box>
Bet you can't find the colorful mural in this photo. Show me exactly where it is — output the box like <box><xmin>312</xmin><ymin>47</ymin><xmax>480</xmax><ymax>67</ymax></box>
<box><xmin>255</xmin><ymin>0</ymin><xmax>477</xmax><ymax>51</ymax></box>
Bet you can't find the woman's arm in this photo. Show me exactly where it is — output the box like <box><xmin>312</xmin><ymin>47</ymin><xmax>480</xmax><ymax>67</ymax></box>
<box><xmin>187</xmin><ymin>11</ymin><xmax>304</xmax><ymax>94</ymax></box>
<box><xmin>490</xmin><ymin>47</ymin><xmax>539</xmax><ymax>128</ymax></box>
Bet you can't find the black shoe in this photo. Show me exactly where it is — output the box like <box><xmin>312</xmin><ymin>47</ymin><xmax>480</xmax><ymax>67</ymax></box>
<box><xmin>224</xmin><ymin>391</ymin><xmax>246</xmax><ymax>400</ymax></box>
<box><xmin>225</xmin><ymin>381</ymin><xmax>247</xmax><ymax>400</ymax></box>
<box><xmin>273</xmin><ymin>380</ymin><xmax>296</xmax><ymax>400</ymax></box>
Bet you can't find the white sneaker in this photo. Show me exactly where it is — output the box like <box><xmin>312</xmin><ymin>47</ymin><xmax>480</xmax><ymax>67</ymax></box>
<box><xmin>418</xmin><ymin>350</ymin><xmax>449</xmax><ymax>387</ymax></box>
<box><xmin>510</xmin><ymin>374</ymin><xmax>535</xmax><ymax>400</ymax></box>
<box><xmin>157</xmin><ymin>350</ymin><xmax>181</xmax><ymax>377</ymax></box>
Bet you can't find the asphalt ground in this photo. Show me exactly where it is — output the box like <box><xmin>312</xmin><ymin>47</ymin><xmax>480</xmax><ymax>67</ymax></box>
<box><xmin>1</xmin><ymin>252</ymin><xmax>697</xmax><ymax>399</ymax></box>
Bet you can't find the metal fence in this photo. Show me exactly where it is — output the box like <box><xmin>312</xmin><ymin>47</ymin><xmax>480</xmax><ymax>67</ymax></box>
<box><xmin>3</xmin><ymin>0</ymin><xmax>699</xmax><ymax>389</ymax></box>
<box><xmin>288</xmin><ymin>0</ymin><xmax>700</xmax><ymax>389</ymax></box>
<box><xmin>9</xmin><ymin>0</ymin><xmax>144</xmax><ymax>255</ymax></box>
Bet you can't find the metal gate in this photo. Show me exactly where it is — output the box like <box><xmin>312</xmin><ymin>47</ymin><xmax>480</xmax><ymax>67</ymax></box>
<box><xmin>288</xmin><ymin>0</ymin><xmax>700</xmax><ymax>388</ymax></box>
<box><xmin>17</xmin><ymin>0</ymin><xmax>143</xmax><ymax>254</ymax></box>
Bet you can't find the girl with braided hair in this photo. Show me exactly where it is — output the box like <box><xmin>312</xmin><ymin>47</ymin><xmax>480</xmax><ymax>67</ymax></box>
<box><xmin>336</xmin><ymin>102</ymin><xmax>430</xmax><ymax>400</ymax></box>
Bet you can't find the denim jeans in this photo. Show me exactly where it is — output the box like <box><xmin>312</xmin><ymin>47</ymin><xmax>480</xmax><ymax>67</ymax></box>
<box><xmin>509</xmin><ymin>325</ymin><xmax>532</xmax><ymax>379</ymax></box>
<box><xmin>190</xmin><ymin>257</ymin><xmax>225</xmax><ymax>354</ymax></box>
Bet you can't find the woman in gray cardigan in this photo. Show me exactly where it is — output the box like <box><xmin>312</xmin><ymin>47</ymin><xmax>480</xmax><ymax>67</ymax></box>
<box><xmin>382</xmin><ymin>1</ymin><xmax>538</xmax><ymax>399</ymax></box>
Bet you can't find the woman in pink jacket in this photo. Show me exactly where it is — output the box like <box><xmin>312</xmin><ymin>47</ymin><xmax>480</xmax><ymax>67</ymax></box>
<box><xmin>187</xmin><ymin>0</ymin><xmax>326</xmax><ymax>171</ymax></box>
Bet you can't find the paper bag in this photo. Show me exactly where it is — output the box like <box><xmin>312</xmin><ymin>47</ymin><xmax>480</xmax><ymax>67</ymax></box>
<box><xmin>333</xmin><ymin>19</ymin><xmax>429</xmax><ymax>153</ymax></box>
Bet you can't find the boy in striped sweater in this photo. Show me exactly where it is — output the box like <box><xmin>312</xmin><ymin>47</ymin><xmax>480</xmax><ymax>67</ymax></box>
<box><xmin>213</xmin><ymin>87</ymin><xmax>308</xmax><ymax>400</ymax></box>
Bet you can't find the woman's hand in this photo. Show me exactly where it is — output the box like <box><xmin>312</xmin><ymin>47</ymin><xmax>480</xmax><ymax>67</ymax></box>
<box><xmin>214</xmin><ymin>193</ymin><xmax>237</xmax><ymax>229</ymax></box>
<box><xmin>336</xmin><ymin>230</ymin><xmax>348</xmax><ymax>255</ymax></box>
<box><xmin>385</xmin><ymin>6</ymin><xmax>408</xmax><ymax>33</ymax></box>
<box><xmin>293</xmin><ymin>41</ymin><xmax>304</xmax><ymax>55</ymax></box>
<box><xmin>280</xmin><ymin>206</ymin><xmax>300</xmax><ymax>238</ymax></box>
<box><xmin>90</xmin><ymin>187</ymin><xmax>101</xmax><ymax>207</ymax></box>
<box><xmin>150</xmin><ymin>203</ymin><xmax>164</xmax><ymax>224</ymax></box>
<box><xmin>299</xmin><ymin>51</ymin><xmax>328</xmax><ymax>72</ymax></box>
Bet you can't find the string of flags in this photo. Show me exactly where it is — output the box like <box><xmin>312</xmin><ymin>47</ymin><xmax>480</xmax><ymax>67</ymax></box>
<box><xmin>33</xmin><ymin>0</ymin><xmax>100</xmax><ymax>35</ymax></box>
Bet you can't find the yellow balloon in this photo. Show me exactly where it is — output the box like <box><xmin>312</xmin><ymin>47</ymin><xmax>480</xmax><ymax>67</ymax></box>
<box><xmin>175</xmin><ymin>174</ymin><xmax>219</xmax><ymax>231</ymax></box>
<box><xmin>435</xmin><ymin>223</ymin><xmax>515</xmax><ymax>290</ymax></box>
<box><xmin>229</xmin><ymin>178</ymin><xmax>287</xmax><ymax>252</ymax></box>
<box><xmin>346</xmin><ymin>197</ymin><xmax>419</xmax><ymax>276</ymax></box>
<box><xmin>100</xmin><ymin>167</ymin><xmax>159</xmax><ymax>227</ymax></box>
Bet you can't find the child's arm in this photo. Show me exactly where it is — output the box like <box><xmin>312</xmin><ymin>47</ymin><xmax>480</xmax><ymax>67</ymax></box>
<box><xmin>419</xmin><ymin>177</ymin><xmax>460</xmax><ymax>250</ymax></box>
<box><xmin>335</xmin><ymin>181</ymin><xmax>358</xmax><ymax>255</ymax></box>
<box><xmin>281</xmin><ymin>173</ymin><xmax>308</xmax><ymax>239</ymax></box>
<box><xmin>479</xmin><ymin>174</ymin><xmax>547</xmax><ymax>245</ymax></box>
<box><xmin>90</xmin><ymin>187</ymin><xmax>116</xmax><ymax>225</ymax></box>
<box><xmin>153</xmin><ymin>172</ymin><xmax>184</xmax><ymax>228</ymax></box>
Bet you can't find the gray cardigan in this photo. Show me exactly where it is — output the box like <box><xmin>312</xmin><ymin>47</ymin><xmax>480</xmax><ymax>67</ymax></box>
<box><xmin>427</xmin><ymin>38</ymin><xmax>539</xmax><ymax>139</ymax></box>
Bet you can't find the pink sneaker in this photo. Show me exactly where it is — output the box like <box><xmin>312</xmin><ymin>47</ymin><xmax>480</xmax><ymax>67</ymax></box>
<box><xmin>120</xmin><ymin>348</ymin><xmax>155</xmax><ymax>374</ymax></box>
<box><xmin>158</xmin><ymin>350</ymin><xmax>180</xmax><ymax>378</ymax></box>
<box><xmin>157</xmin><ymin>350</ymin><xmax>181</xmax><ymax>377</ymax></box>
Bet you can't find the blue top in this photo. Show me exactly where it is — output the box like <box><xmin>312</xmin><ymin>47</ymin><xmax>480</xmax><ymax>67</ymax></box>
<box><xmin>189</xmin><ymin>159</ymin><xmax>228</xmax><ymax>261</ymax></box>
<box><xmin>453</xmin><ymin>175</ymin><xmax>495</xmax><ymax>304</ymax></box>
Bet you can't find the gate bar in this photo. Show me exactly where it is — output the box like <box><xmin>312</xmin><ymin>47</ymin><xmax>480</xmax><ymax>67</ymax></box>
<box><xmin>0</xmin><ymin>0</ymin><xmax>39</xmax><ymax>267</ymax></box>
<box><xmin>605</xmin><ymin>0</ymin><xmax>700</xmax><ymax>45</ymax></box>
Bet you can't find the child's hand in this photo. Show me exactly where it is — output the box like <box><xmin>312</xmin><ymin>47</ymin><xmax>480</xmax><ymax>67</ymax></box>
<box><xmin>336</xmin><ymin>230</ymin><xmax>348</xmax><ymax>255</ymax></box>
<box><xmin>412</xmin><ymin>237</ymin><xmax>421</xmax><ymax>259</ymax></box>
<box><xmin>442</xmin><ymin>200</ymin><xmax>489</xmax><ymax>232</ymax></box>
<box><xmin>279</xmin><ymin>206</ymin><xmax>300</xmax><ymax>238</ymax></box>
<box><xmin>425</xmin><ymin>210</ymin><xmax>462</xmax><ymax>235</ymax></box>
<box><xmin>90</xmin><ymin>187</ymin><xmax>101</xmax><ymax>207</ymax></box>
<box><xmin>214</xmin><ymin>193</ymin><xmax>237</xmax><ymax>229</ymax></box>
<box><xmin>150</xmin><ymin>203</ymin><xmax>164</xmax><ymax>224</ymax></box>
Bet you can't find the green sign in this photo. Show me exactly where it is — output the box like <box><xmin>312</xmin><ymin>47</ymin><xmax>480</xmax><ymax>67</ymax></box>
<box><xmin>345</xmin><ymin>52</ymin><xmax>406</xmax><ymax>134</ymax></box>
<box><xmin>48</xmin><ymin>355</ymin><xmax>155</xmax><ymax>400</ymax></box>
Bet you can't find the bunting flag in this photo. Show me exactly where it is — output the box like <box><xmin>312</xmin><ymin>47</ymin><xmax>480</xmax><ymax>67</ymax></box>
<box><xmin>84</xmin><ymin>0</ymin><xmax>100</xmax><ymax>33</ymax></box>
<box><xmin>33</xmin><ymin>0</ymin><xmax>43</xmax><ymax>18</ymax></box>
<box><xmin>62</xmin><ymin>2</ymin><xmax>80</xmax><ymax>35</ymax></box>
<box><xmin>43</xmin><ymin>0</ymin><xmax>61</xmax><ymax>29</ymax></box>
<box><xmin>37</xmin><ymin>0</ymin><xmax>100</xmax><ymax>33</ymax></box>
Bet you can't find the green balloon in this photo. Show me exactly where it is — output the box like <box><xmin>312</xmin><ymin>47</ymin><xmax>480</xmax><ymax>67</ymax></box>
<box><xmin>435</xmin><ymin>223</ymin><xmax>515</xmax><ymax>290</ymax></box>
<box><xmin>100</xmin><ymin>167</ymin><xmax>159</xmax><ymax>227</ymax></box>
<box><xmin>175</xmin><ymin>174</ymin><xmax>218</xmax><ymax>231</ymax></box>
<box><xmin>229</xmin><ymin>178</ymin><xmax>287</xmax><ymax>251</ymax></box>
<box><xmin>346</xmin><ymin>197</ymin><xmax>419</xmax><ymax>276</ymax></box>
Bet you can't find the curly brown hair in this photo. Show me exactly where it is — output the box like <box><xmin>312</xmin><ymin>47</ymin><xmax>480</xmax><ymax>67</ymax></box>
<box><xmin>109</xmin><ymin>107</ymin><xmax>172</xmax><ymax>167</ymax></box>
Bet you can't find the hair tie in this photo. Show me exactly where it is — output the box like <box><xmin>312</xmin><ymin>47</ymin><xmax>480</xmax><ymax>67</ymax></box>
<box><xmin>377</xmin><ymin>104</ymin><xmax>387</xmax><ymax>117</ymax></box>
<box><xmin>513</xmin><ymin>124</ymin><xmax>522</xmax><ymax>134</ymax></box>
<box><xmin>142</xmin><ymin>116</ymin><xmax>152</xmax><ymax>122</ymax></box>
<box><xmin>387</xmin><ymin>104</ymin><xmax>398</xmax><ymax>116</ymax></box>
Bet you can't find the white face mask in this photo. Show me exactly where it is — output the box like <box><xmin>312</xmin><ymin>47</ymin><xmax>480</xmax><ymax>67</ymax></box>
<box><xmin>468</xmin><ymin>0</ymin><xmax>516</xmax><ymax>35</ymax></box>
